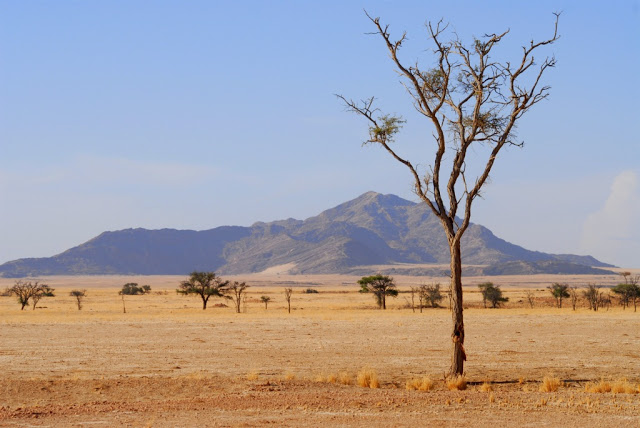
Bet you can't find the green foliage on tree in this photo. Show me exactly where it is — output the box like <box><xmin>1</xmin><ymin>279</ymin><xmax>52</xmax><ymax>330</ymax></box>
<box><xmin>478</xmin><ymin>283</ymin><xmax>508</xmax><ymax>308</ymax></box>
<box><xmin>548</xmin><ymin>283</ymin><xmax>570</xmax><ymax>308</ymax></box>
<box><xmin>119</xmin><ymin>283</ymin><xmax>151</xmax><ymax>295</ymax></box>
<box><xmin>421</xmin><ymin>283</ymin><xmax>443</xmax><ymax>308</ymax></box>
<box><xmin>177</xmin><ymin>271</ymin><xmax>229</xmax><ymax>310</ymax></box>
<box><xmin>358</xmin><ymin>275</ymin><xmax>398</xmax><ymax>309</ymax></box>
<box><xmin>611</xmin><ymin>283</ymin><xmax>640</xmax><ymax>312</ymax></box>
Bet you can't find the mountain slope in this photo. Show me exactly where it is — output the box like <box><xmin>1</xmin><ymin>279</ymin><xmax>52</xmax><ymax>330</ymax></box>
<box><xmin>0</xmin><ymin>192</ymin><xmax>614</xmax><ymax>277</ymax></box>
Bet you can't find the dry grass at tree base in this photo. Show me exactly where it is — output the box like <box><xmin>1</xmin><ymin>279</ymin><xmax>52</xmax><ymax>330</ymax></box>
<box><xmin>0</xmin><ymin>273</ymin><xmax>639</xmax><ymax>426</ymax></box>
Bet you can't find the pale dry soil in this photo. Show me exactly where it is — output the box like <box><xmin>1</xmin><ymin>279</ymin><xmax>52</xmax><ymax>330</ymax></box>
<box><xmin>1</xmin><ymin>274</ymin><xmax>639</xmax><ymax>427</ymax></box>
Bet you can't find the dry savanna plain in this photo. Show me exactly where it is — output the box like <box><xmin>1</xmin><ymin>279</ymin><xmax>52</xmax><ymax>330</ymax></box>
<box><xmin>1</xmin><ymin>269</ymin><xmax>640</xmax><ymax>427</ymax></box>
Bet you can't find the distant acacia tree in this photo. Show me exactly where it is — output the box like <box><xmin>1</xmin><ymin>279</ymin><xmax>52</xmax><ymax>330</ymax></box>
<box><xmin>478</xmin><ymin>283</ymin><xmax>508</xmax><ymax>308</ymax></box>
<box><xmin>339</xmin><ymin>11</ymin><xmax>559</xmax><ymax>377</ymax></box>
<box><xmin>583</xmin><ymin>284</ymin><xmax>602</xmax><ymax>311</ymax></box>
<box><xmin>229</xmin><ymin>281</ymin><xmax>250</xmax><ymax>313</ymax></box>
<box><xmin>8</xmin><ymin>280</ymin><xmax>53</xmax><ymax>310</ymax></box>
<box><xmin>612</xmin><ymin>283</ymin><xmax>640</xmax><ymax>312</ymax></box>
<box><xmin>548</xmin><ymin>283</ymin><xmax>570</xmax><ymax>308</ymax></box>
<box><xmin>568</xmin><ymin>286</ymin><xmax>579</xmax><ymax>311</ymax></box>
<box><xmin>260</xmin><ymin>296</ymin><xmax>271</xmax><ymax>309</ymax></box>
<box><xmin>358</xmin><ymin>275</ymin><xmax>398</xmax><ymax>309</ymax></box>
<box><xmin>31</xmin><ymin>284</ymin><xmax>55</xmax><ymax>310</ymax></box>
<box><xmin>525</xmin><ymin>290</ymin><xmax>535</xmax><ymax>308</ymax></box>
<box><xmin>177</xmin><ymin>271</ymin><xmax>229</xmax><ymax>310</ymax></box>
<box><xmin>422</xmin><ymin>283</ymin><xmax>443</xmax><ymax>308</ymax></box>
<box><xmin>284</xmin><ymin>288</ymin><xmax>293</xmax><ymax>313</ymax></box>
<box><xmin>119</xmin><ymin>283</ymin><xmax>151</xmax><ymax>295</ymax></box>
<box><xmin>70</xmin><ymin>289</ymin><xmax>86</xmax><ymax>310</ymax></box>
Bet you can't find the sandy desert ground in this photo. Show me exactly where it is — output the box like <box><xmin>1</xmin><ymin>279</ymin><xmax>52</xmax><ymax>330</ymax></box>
<box><xmin>1</xmin><ymin>271</ymin><xmax>639</xmax><ymax>427</ymax></box>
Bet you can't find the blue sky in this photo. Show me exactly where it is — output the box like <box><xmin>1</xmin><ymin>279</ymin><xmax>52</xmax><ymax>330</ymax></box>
<box><xmin>1</xmin><ymin>1</ymin><xmax>638</xmax><ymax>268</ymax></box>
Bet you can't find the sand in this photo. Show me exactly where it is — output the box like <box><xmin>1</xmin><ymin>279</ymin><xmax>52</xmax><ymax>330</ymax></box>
<box><xmin>1</xmin><ymin>273</ymin><xmax>639</xmax><ymax>426</ymax></box>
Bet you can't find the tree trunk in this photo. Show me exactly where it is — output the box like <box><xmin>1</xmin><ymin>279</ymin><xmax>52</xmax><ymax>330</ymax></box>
<box><xmin>382</xmin><ymin>294</ymin><xmax>386</xmax><ymax>310</ymax></box>
<box><xmin>449</xmin><ymin>240</ymin><xmax>465</xmax><ymax>377</ymax></box>
<box><xmin>202</xmin><ymin>297</ymin><xmax>208</xmax><ymax>310</ymax></box>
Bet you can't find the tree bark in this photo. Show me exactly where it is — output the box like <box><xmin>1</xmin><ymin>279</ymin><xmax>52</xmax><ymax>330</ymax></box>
<box><xmin>449</xmin><ymin>240</ymin><xmax>465</xmax><ymax>377</ymax></box>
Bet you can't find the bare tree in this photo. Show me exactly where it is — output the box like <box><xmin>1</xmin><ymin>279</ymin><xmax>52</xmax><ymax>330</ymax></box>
<box><xmin>423</xmin><ymin>283</ymin><xmax>444</xmax><ymax>308</ymax></box>
<box><xmin>284</xmin><ymin>287</ymin><xmax>293</xmax><ymax>313</ymax></box>
<box><xmin>177</xmin><ymin>271</ymin><xmax>229</xmax><ymax>310</ymax></box>
<box><xmin>70</xmin><ymin>289</ymin><xmax>86</xmax><ymax>310</ymax></box>
<box><xmin>525</xmin><ymin>290</ymin><xmax>535</xmax><ymax>308</ymax></box>
<box><xmin>229</xmin><ymin>281</ymin><xmax>250</xmax><ymax>314</ymax></box>
<box><xmin>8</xmin><ymin>280</ymin><xmax>53</xmax><ymax>310</ymax></box>
<box><xmin>583</xmin><ymin>284</ymin><xmax>602</xmax><ymax>312</ymax></box>
<box><xmin>31</xmin><ymin>284</ymin><xmax>55</xmax><ymax>310</ymax></box>
<box><xmin>568</xmin><ymin>286</ymin><xmax>579</xmax><ymax>311</ymax></box>
<box><xmin>339</xmin><ymin>12</ymin><xmax>559</xmax><ymax>376</ymax></box>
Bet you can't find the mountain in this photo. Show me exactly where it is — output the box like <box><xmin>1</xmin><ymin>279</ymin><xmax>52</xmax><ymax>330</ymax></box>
<box><xmin>0</xmin><ymin>191</ymin><xmax>615</xmax><ymax>277</ymax></box>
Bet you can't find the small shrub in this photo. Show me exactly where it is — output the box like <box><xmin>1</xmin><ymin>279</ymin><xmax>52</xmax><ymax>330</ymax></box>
<box><xmin>406</xmin><ymin>376</ymin><xmax>434</xmax><ymax>391</ymax></box>
<box><xmin>539</xmin><ymin>376</ymin><xmax>562</xmax><ymax>392</ymax></box>
<box><xmin>304</xmin><ymin>288</ymin><xmax>319</xmax><ymax>294</ymax></box>
<box><xmin>357</xmin><ymin>367</ymin><xmax>379</xmax><ymax>388</ymax></box>
<box><xmin>446</xmin><ymin>375</ymin><xmax>467</xmax><ymax>391</ymax></box>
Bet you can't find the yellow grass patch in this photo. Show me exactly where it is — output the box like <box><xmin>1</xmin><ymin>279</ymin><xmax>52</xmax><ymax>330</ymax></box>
<box><xmin>446</xmin><ymin>375</ymin><xmax>467</xmax><ymax>391</ymax></box>
<box><xmin>337</xmin><ymin>371</ymin><xmax>352</xmax><ymax>385</ymax></box>
<box><xmin>357</xmin><ymin>367</ymin><xmax>379</xmax><ymax>388</ymax></box>
<box><xmin>539</xmin><ymin>376</ymin><xmax>562</xmax><ymax>392</ymax></box>
<box><xmin>246</xmin><ymin>371</ymin><xmax>259</xmax><ymax>381</ymax></box>
<box><xmin>479</xmin><ymin>382</ymin><xmax>493</xmax><ymax>392</ymax></box>
<box><xmin>405</xmin><ymin>376</ymin><xmax>434</xmax><ymax>391</ymax></box>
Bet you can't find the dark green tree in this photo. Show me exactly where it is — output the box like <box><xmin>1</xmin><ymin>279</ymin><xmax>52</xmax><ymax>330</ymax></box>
<box><xmin>358</xmin><ymin>275</ymin><xmax>398</xmax><ymax>309</ymax></box>
<box><xmin>119</xmin><ymin>283</ymin><xmax>151</xmax><ymax>295</ymax></box>
<box><xmin>612</xmin><ymin>283</ymin><xmax>640</xmax><ymax>312</ymax></box>
<box><xmin>177</xmin><ymin>271</ymin><xmax>229</xmax><ymax>310</ymax></box>
<box><xmin>478</xmin><ymin>283</ymin><xmax>508</xmax><ymax>308</ymax></box>
<box><xmin>548</xmin><ymin>283</ymin><xmax>570</xmax><ymax>308</ymax></box>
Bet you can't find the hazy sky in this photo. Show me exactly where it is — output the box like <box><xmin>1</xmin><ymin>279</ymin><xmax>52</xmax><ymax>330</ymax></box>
<box><xmin>1</xmin><ymin>1</ymin><xmax>639</xmax><ymax>268</ymax></box>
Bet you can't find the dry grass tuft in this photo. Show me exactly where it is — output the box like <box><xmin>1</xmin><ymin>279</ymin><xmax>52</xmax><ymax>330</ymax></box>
<box><xmin>446</xmin><ymin>375</ymin><xmax>467</xmax><ymax>391</ymax></box>
<box><xmin>489</xmin><ymin>392</ymin><xmax>495</xmax><ymax>403</ymax></box>
<box><xmin>518</xmin><ymin>376</ymin><xmax>525</xmax><ymax>385</ymax></box>
<box><xmin>338</xmin><ymin>371</ymin><xmax>352</xmax><ymax>385</ymax></box>
<box><xmin>611</xmin><ymin>378</ymin><xmax>636</xmax><ymax>394</ymax></box>
<box><xmin>314</xmin><ymin>374</ymin><xmax>325</xmax><ymax>383</ymax></box>
<box><xmin>479</xmin><ymin>382</ymin><xmax>493</xmax><ymax>392</ymax></box>
<box><xmin>284</xmin><ymin>372</ymin><xmax>296</xmax><ymax>381</ymax></box>
<box><xmin>585</xmin><ymin>379</ymin><xmax>611</xmax><ymax>393</ymax></box>
<box><xmin>357</xmin><ymin>367</ymin><xmax>379</xmax><ymax>389</ymax></box>
<box><xmin>326</xmin><ymin>373</ymin><xmax>338</xmax><ymax>383</ymax></box>
<box><xmin>405</xmin><ymin>376</ymin><xmax>434</xmax><ymax>391</ymax></box>
<box><xmin>246</xmin><ymin>371</ymin><xmax>259</xmax><ymax>381</ymax></box>
<box><xmin>539</xmin><ymin>376</ymin><xmax>562</xmax><ymax>392</ymax></box>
